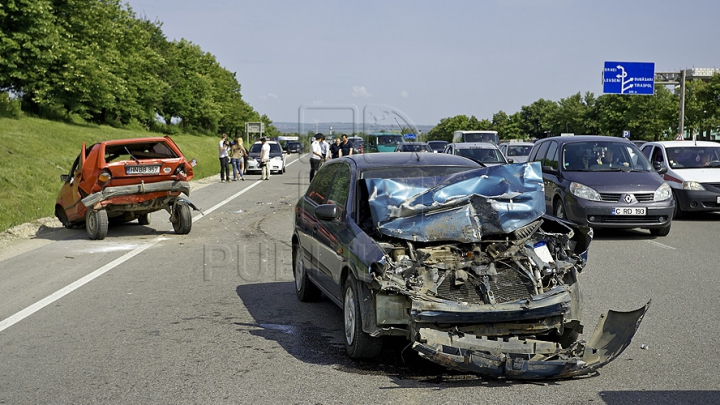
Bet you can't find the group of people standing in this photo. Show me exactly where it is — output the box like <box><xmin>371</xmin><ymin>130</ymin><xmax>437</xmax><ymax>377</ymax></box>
<box><xmin>218</xmin><ymin>133</ymin><xmax>249</xmax><ymax>182</ymax></box>
<box><xmin>309</xmin><ymin>133</ymin><xmax>354</xmax><ymax>181</ymax></box>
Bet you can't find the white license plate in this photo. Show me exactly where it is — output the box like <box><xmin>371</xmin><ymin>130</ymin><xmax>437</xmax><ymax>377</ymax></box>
<box><xmin>126</xmin><ymin>165</ymin><xmax>160</xmax><ymax>175</ymax></box>
<box><xmin>717</xmin><ymin>196</ymin><xmax>720</xmax><ymax>204</ymax></box>
<box><xmin>611</xmin><ymin>207</ymin><xmax>646</xmax><ymax>215</ymax></box>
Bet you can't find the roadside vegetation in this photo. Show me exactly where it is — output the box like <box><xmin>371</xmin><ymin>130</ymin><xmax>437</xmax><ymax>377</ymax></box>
<box><xmin>0</xmin><ymin>117</ymin><xmax>222</xmax><ymax>232</ymax></box>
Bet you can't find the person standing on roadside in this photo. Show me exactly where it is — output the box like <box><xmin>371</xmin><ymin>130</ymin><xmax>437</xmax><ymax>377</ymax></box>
<box><xmin>320</xmin><ymin>135</ymin><xmax>330</xmax><ymax>162</ymax></box>
<box><xmin>310</xmin><ymin>133</ymin><xmax>324</xmax><ymax>181</ymax></box>
<box><xmin>230</xmin><ymin>135</ymin><xmax>246</xmax><ymax>181</ymax></box>
<box><xmin>329</xmin><ymin>137</ymin><xmax>342</xmax><ymax>159</ymax></box>
<box><xmin>259</xmin><ymin>137</ymin><xmax>271</xmax><ymax>180</ymax></box>
<box><xmin>339</xmin><ymin>134</ymin><xmax>353</xmax><ymax>157</ymax></box>
<box><xmin>218</xmin><ymin>133</ymin><xmax>230</xmax><ymax>182</ymax></box>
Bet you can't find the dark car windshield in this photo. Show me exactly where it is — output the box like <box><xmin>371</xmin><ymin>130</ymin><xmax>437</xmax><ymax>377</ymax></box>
<box><xmin>666</xmin><ymin>146</ymin><xmax>720</xmax><ymax>168</ymax></box>
<box><xmin>506</xmin><ymin>145</ymin><xmax>532</xmax><ymax>157</ymax></box>
<box><xmin>249</xmin><ymin>143</ymin><xmax>282</xmax><ymax>154</ymax></box>
<box><xmin>562</xmin><ymin>141</ymin><xmax>652</xmax><ymax>172</ymax></box>
<box><xmin>104</xmin><ymin>141</ymin><xmax>178</xmax><ymax>162</ymax></box>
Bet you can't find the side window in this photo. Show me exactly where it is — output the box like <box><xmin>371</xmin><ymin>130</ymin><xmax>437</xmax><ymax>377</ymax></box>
<box><xmin>532</xmin><ymin>141</ymin><xmax>550</xmax><ymax>163</ymax></box>
<box><xmin>641</xmin><ymin>145</ymin><xmax>653</xmax><ymax>159</ymax></box>
<box><xmin>305</xmin><ymin>163</ymin><xmax>340</xmax><ymax>205</ymax></box>
<box><xmin>544</xmin><ymin>141</ymin><xmax>558</xmax><ymax>169</ymax></box>
<box><xmin>326</xmin><ymin>164</ymin><xmax>351</xmax><ymax>214</ymax></box>
<box><xmin>651</xmin><ymin>147</ymin><xmax>664</xmax><ymax>164</ymax></box>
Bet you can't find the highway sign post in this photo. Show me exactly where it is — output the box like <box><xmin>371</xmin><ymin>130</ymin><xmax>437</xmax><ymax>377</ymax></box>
<box><xmin>603</xmin><ymin>62</ymin><xmax>655</xmax><ymax>95</ymax></box>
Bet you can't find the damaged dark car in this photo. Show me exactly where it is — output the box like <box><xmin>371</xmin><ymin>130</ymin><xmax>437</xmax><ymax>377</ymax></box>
<box><xmin>292</xmin><ymin>153</ymin><xmax>648</xmax><ymax>379</ymax></box>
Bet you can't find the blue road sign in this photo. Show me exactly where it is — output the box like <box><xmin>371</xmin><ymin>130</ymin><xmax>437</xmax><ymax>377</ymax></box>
<box><xmin>603</xmin><ymin>62</ymin><xmax>655</xmax><ymax>95</ymax></box>
<box><xmin>622</xmin><ymin>130</ymin><xmax>630</xmax><ymax>138</ymax></box>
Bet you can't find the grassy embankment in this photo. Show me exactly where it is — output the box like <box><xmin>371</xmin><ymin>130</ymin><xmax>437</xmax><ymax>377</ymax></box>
<box><xmin>0</xmin><ymin>117</ymin><xmax>223</xmax><ymax>232</ymax></box>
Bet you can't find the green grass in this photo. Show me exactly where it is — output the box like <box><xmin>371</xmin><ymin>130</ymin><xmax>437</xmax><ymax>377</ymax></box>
<box><xmin>0</xmin><ymin>117</ymin><xmax>224</xmax><ymax>232</ymax></box>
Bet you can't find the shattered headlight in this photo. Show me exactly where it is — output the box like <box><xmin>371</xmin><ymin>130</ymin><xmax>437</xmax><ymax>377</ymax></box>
<box><xmin>682</xmin><ymin>181</ymin><xmax>705</xmax><ymax>191</ymax></box>
<box><xmin>654</xmin><ymin>182</ymin><xmax>672</xmax><ymax>201</ymax></box>
<box><xmin>272</xmin><ymin>156</ymin><xmax>283</xmax><ymax>161</ymax></box>
<box><xmin>569</xmin><ymin>182</ymin><xmax>601</xmax><ymax>201</ymax></box>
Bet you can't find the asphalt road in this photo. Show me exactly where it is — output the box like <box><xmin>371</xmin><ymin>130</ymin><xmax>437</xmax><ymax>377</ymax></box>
<box><xmin>1</xmin><ymin>154</ymin><xmax>719</xmax><ymax>405</ymax></box>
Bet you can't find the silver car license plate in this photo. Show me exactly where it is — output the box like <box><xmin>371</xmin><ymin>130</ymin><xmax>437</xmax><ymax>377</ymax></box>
<box><xmin>611</xmin><ymin>207</ymin><xmax>646</xmax><ymax>215</ymax></box>
<box><xmin>126</xmin><ymin>165</ymin><xmax>160</xmax><ymax>175</ymax></box>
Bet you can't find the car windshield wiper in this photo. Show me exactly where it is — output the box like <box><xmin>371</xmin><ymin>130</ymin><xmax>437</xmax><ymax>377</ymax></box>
<box><xmin>125</xmin><ymin>147</ymin><xmax>140</xmax><ymax>163</ymax></box>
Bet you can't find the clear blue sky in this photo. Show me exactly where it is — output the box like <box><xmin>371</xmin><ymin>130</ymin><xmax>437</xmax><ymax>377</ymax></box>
<box><xmin>125</xmin><ymin>0</ymin><xmax>720</xmax><ymax>128</ymax></box>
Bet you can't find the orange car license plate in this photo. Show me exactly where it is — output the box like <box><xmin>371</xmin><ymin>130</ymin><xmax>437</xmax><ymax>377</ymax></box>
<box><xmin>126</xmin><ymin>165</ymin><xmax>160</xmax><ymax>175</ymax></box>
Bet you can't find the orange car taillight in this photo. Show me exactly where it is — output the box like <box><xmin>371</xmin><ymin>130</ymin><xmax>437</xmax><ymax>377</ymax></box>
<box><xmin>98</xmin><ymin>170</ymin><xmax>112</xmax><ymax>184</ymax></box>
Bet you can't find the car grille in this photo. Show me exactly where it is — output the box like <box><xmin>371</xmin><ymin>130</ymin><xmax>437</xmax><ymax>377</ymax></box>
<box><xmin>593</xmin><ymin>215</ymin><xmax>663</xmax><ymax>224</ymax></box>
<box><xmin>436</xmin><ymin>265</ymin><xmax>534</xmax><ymax>305</ymax></box>
<box><xmin>704</xmin><ymin>182</ymin><xmax>720</xmax><ymax>190</ymax></box>
<box><xmin>599</xmin><ymin>193</ymin><xmax>654</xmax><ymax>202</ymax></box>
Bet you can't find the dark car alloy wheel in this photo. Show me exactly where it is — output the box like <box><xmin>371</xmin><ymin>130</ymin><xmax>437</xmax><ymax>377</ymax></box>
<box><xmin>293</xmin><ymin>243</ymin><xmax>320</xmax><ymax>301</ymax></box>
<box><xmin>343</xmin><ymin>274</ymin><xmax>382</xmax><ymax>359</ymax></box>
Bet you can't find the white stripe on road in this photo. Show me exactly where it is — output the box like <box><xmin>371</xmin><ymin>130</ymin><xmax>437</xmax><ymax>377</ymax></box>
<box><xmin>0</xmin><ymin>156</ymin><xmax>303</xmax><ymax>333</ymax></box>
<box><xmin>645</xmin><ymin>240</ymin><xmax>676</xmax><ymax>250</ymax></box>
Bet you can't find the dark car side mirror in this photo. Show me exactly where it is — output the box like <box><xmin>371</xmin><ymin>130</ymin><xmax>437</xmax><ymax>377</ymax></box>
<box><xmin>507</xmin><ymin>158</ymin><xmax>514</xmax><ymax>164</ymax></box>
<box><xmin>542</xmin><ymin>165</ymin><xmax>558</xmax><ymax>175</ymax></box>
<box><xmin>653</xmin><ymin>161</ymin><xmax>667</xmax><ymax>175</ymax></box>
<box><xmin>315</xmin><ymin>204</ymin><xmax>340</xmax><ymax>221</ymax></box>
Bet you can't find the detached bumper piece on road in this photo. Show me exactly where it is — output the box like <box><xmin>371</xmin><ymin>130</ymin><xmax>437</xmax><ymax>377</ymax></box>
<box><xmin>413</xmin><ymin>302</ymin><xmax>650</xmax><ymax>379</ymax></box>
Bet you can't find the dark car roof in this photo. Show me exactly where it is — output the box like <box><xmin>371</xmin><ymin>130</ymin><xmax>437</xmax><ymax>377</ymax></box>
<box><xmin>340</xmin><ymin>152</ymin><xmax>481</xmax><ymax>170</ymax></box>
<box><xmin>538</xmin><ymin>135</ymin><xmax>631</xmax><ymax>145</ymax></box>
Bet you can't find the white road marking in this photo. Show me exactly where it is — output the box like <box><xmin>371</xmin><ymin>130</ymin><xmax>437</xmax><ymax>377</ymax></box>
<box><xmin>0</xmin><ymin>155</ymin><xmax>303</xmax><ymax>333</ymax></box>
<box><xmin>645</xmin><ymin>240</ymin><xmax>676</xmax><ymax>250</ymax></box>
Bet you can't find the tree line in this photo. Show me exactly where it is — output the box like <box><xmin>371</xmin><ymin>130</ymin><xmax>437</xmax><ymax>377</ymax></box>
<box><xmin>0</xmin><ymin>0</ymin><xmax>278</xmax><ymax>137</ymax></box>
<box><xmin>428</xmin><ymin>76</ymin><xmax>720</xmax><ymax>142</ymax></box>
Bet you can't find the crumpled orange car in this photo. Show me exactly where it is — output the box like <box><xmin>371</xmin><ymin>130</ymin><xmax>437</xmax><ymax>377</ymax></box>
<box><xmin>55</xmin><ymin>136</ymin><xmax>199</xmax><ymax>240</ymax></box>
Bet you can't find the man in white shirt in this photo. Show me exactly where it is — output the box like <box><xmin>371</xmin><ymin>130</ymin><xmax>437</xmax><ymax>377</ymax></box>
<box><xmin>310</xmin><ymin>133</ymin><xmax>325</xmax><ymax>182</ymax></box>
<box><xmin>260</xmin><ymin>137</ymin><xmax>271</xmax><ymax>180</ymax></box>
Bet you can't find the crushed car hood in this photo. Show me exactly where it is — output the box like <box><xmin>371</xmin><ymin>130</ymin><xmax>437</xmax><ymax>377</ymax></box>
<box><xmin>413</xmin><ymin>301</ymin><xmax>650</xmax><ymax>379</ymax></box>
<box><xmin>365</xmin><ymin>162</ymin><xmax>545</xmax><ymax>243</ymax></box>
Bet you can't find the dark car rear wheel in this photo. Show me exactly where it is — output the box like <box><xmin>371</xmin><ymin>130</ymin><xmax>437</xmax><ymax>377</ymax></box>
<box><xmin>293</xmin><ymin>243</ymin><xmax>321</xmax><ymax>302</ymax></box>
<box><xmin>553</xmin><ymin>198</ymin><xmax>567</xmax><ymax>220</ymax></box>
<box><xmin>172</xmin><ymin>202</ymin><xmax>192</xmax><ymax>234</ymax></box>
<box><xmin>138</xmin><ymin>213</ymin><xmax>151</xmax><ymax>225</ymax></box>
<box><xmin>86</xmin><ymin>209</ymin><xmax>108</xmax><ymax>240</ymax></box>
<box><xmin>343</xmin><ymin>274</ymin><xmax>383</xmax><ymax>359</ymax></box>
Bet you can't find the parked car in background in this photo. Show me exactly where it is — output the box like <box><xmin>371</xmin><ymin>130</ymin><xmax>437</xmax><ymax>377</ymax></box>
<box><xmin>499</xmin><ymin>142</ymin><xmax>534</xmax><ymax>163</ymax></box>
<box><xmin>443</xmin><ymin>142</ymin><xmax>509</xmax><ymax>166</ymax></box>
<box><xmin>55</xmin><ymin>136</ymin><xmax>198</xmax><ymax>240</ymax></box>
<box><xmin>246</xmin><ymin>141</ymin><xmax>286</xmax><ymax>174</ymax></box>
<box><xmin>640</xmin><ymin>141</ymin><xmax>720</xmax><ymax>218</ymax></box>
<box><xmin>427</xmin><ymin>140</ymin><xmax>448</xmax><ymax>153</ymax></box>
<box><xmin>286</xmin><ymin>141</ymin><xmax>304</xmax><ymax>154</ymax></box>
<box><xmin>528</xmin><ymin>135</ymin><xmax>674</xmax><ymax>236</ymax></box>
<box><xmin>348</xmin><ymin>136</ymin><xmax>364</xmax><ymax>154</ymax></box>
<box><xmin>292</xmin><ymin>153</ymin><xmax>648</xmax><ymax>379</ymax></box>
<box><xmin>394</xmin><ymin>142</ymin><xmax>433</xmax><ymax>153</ymax></box>
<box><xmin>452</xmin><ymin>130</ymin><xmax>499</xmax><ymax>144</ymax></box>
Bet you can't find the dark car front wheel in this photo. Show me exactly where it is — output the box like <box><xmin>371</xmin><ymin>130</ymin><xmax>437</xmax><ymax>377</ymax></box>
<box><xmin>343</xmin><ymin>274</ymin><xmax>383</xmax><ymax>359</ymax></box>
<box><xmin>293</xmin><ymin>243</ymin><xmax>321</xmax><ymax>302</ymax></box>
<box><xmin>138</xmin><ymin>213</ymin><xmax>151</xmax><ymax>225</ymax></box>
<box><xmin>650</xmin><ymin>223</ymin><xmax>671</xmax><ymax>237</ymax></box>
<box><xmin>86</xmin><ymin>209</ymin><xmax>108</xmax><ymax>240</ymax></box>
<box><xmin>553</xmin><ymin>198</ymin><xmax>567</xmax><ymax>220</ymax></box>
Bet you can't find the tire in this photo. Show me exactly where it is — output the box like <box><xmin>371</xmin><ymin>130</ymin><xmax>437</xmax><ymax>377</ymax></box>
<box><xmin>86</xmin><ymin>209</ymin><xmax>108</xmax><ymax>240</ymax></box>
<box><xmin>293</xmin><ymin>243</ymin><xmax>321</xmax><ymax>302</ymax></box>
<box><xmin>553</xmin><ymin>198</ymin><xmax>567</xmax><ymax>220</ymax></box>
<box><xmin>138</xmin><ymin>213</ymin><xmax>151</xmax><ymax>225</ymax></box>
<box><xmin>343</xmin><ymin>274</ymin><xmax>383</xmax><ymax>359</ymax></box>
<box><xmin>55</xmin><ymin>205</ymin><xmax>73</xmax><ymax>229</ymax></box>
<box><xmin>672</xmin><ymin>192</ymin><xmax>683</xmax><ymax>219</ymax></box>
<box><xmin>281</xmin><ymin>164</ymin><xmax>285</xmax><ymax>174</ymax></box>
<box><xmin>650</xmin><ymin>223</ymin><xmax>671</xmax><ymax>237</ymax></box>
<box><xmin>172</xmin><ymin>201</ymin><xmax>192</xmax><ymax>234</ymax></box>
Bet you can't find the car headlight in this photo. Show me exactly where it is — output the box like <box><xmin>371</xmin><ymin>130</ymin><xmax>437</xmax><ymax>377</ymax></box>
<box><xmin>272</xmin><ymin>156</ymin><xmax>282</xmax><ymax>161</ymax></box>
<box><xmin>682</xmin><ymin>181</ymin><xmax>705</xmax><ymax>191</ymax></box>
<box><xmin>654</xmin><ymin>182</ymin><xmax>672</xmax><ymax>201</ymax></box>
<box><xmin>569</xmin><ymin>182</ymin><xmax>601</xmax><ymax>201</ymax></box>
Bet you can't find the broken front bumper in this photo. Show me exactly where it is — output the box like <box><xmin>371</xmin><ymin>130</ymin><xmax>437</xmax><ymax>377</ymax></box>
<box><xmin>413</xmin><ymin>301</ymin><xmax>650</xmax><ymax>379</ymax></box>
